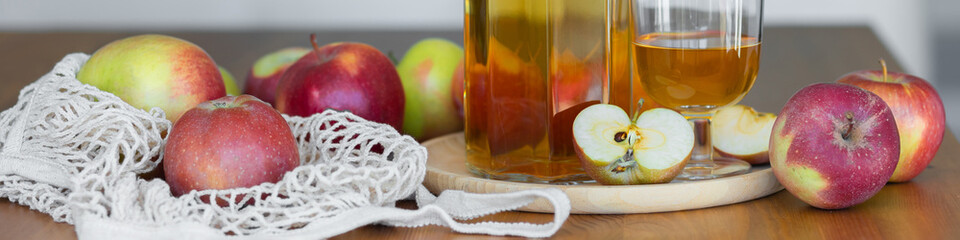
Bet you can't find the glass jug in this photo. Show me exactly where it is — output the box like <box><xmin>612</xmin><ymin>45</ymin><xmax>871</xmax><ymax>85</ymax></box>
<box><xmin>463</xmin><ymin>0</ymin><xmax>644</xmax><ymax>183</ymax></box>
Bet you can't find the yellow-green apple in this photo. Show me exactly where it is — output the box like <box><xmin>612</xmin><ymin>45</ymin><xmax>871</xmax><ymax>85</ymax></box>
<box><xmin>573</xmin><ymin>104</ymin><xmax>694</xmax><ymax>184</ymax></box>
<box><xmin>396</xmin><ymin>38</ymin><xmax>464</xmax><ymax>141</ymax></box>
<box><xmin>275</xmin><ymin>35</ymin><xmax>404</xmax><ymax>130</ymax></box>
<box><xmin>836</xmin><ymin>60</ymin><xmax>945</xmax><ymax>182</ymax></box>
<box><xmin>163</xmin><ymin>95</ymin><xmax>300</xmax><ymax>197</ymax></box>
<box><xmin>244</xmin><ymin>47</ymin><xmax>310</xmax><ymax>104</ymax></box>
<box><xmin>219</xmin><ymin>66</ymin><xmax>241</xmax><ymax>96</ymax></box>
<box><xmin>770</xmin><ymin>83</ymin><xmax>900</xmax><ymax>209</ymax></box>
<box><xmin>78</xmin><ymin>34</ymin><xmax>226</xmax><ymax>122</ymax></box>
<box><xmin>712</xmin><ymin>104</ymin><xmax>777</xmax><ymax>164</ymax></box>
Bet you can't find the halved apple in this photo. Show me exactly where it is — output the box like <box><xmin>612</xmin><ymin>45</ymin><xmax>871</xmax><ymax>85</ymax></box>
<box><xmin>711</xmin><ymin>104</ymin><xmax>777</xmax><ymax>164</ymax></box>
<box><xmin>572</xmin><ymin>104</ymin><xmax>694</xmax><ymax>185</ymax></box>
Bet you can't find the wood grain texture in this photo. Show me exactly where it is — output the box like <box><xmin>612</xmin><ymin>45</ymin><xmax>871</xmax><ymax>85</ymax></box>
<box><xmin>1</xmin><ymin>27</ymin><xmax>958</xmax><ymax>239</ymax></box>
<box><xmin>422</xmin><ymin>132</ymin><xmax>783</xmax><ymax>214</ymax></box>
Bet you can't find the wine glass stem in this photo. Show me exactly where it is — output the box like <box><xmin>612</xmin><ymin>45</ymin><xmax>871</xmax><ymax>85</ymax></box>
<box><xmin>685</xmin><ymin>114</ymin><xmax>716</xmax><ymax>174</ymax></box>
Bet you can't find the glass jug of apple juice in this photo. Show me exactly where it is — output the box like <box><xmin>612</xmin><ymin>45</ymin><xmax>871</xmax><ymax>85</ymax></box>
<box><xmin>464</xmin><ymin>0</ymin><xmax>643</xmax><ymax>183</ymax></box>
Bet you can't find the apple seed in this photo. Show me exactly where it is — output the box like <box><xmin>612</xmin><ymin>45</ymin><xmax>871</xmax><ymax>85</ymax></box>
<box><xmin>614</xmin><ymin>132</ymin><xmax>627</xmax><ymax>143</ymax></box>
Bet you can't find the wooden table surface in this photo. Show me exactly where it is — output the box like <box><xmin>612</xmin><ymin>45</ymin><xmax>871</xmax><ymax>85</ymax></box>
<box><xmin>2</xmin><ymin>27</ymin><xmax>958</xmax><ymax>239</ymax></box>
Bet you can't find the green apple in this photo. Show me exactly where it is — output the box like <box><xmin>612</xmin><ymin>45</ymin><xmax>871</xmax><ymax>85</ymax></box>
<box><xmin>396</xmin><ymin>38</ymin><xmax>464</xmax><ymax>141</ymax></box>
<box><xmin>78</xmin><ymin>34</ymin><xmax>226</xmax><ymax>122</ymax></box>
<box><xmin>244</xmin><ymin>47</ymin><xmax>310</xmax><ymax>104</ymax></box>
<box><xmin>219</xmin><ymin>66</ymin><xmax>241</xmax><ymax>96</ymax></box>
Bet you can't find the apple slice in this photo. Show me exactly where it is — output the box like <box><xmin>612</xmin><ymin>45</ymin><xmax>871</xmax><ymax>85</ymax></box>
<box><xmin>711</xmin><ymin>104</ymin><xmax>777</xmax><ymax>164</ymax></box>
<box><xmin>573</xmin><ymin>104</ymin><xmax>694</xmax><ymax>185</ymax></box>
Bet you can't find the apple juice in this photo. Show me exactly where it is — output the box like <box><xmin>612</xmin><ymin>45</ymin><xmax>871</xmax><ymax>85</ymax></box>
<box><xmin>633</xmin><ymin>32</ymin><xmax>761</xmax><ymax>113</ymax></box>
<box><xmin>464</xmin><ymin>0</ymin><xmax>628</xmax><ymax>183</ymax></box>
<box><xmin>605</xmin><ymin>0</ymin><xmax>662</xmax><ymax>115</ymax></box>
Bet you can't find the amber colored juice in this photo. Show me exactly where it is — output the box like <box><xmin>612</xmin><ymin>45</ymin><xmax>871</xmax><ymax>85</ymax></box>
<box><xmin>606</xmin><ymin>0</ymin><xmax>662</xmax><ymax>114</ymax></box>
<box><xmin>464</xmin><ymin>0</ymin><xmax>620</xmax><ymax>183</ymax></box>
<box><xmin>633</xmin><ymin>32</ymin><xmax>761</xmax><ymax>113</ymax></box>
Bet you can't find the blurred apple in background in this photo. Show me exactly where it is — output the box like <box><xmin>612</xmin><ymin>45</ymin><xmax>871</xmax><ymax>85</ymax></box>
<box><xmin>551</xmin><ymin>50</ymin><xmax>602</xmax><ymax>111</ymax></box>
<box><xmin>275</xmin><ymin>35</ymin><xmax>405</xmax><ymax>130</ymax></box>
<box><xmin>451</xmin><ymin>61</ymin><xmax>465</xmax><ymax>119</ymax></box>
<box><xmin>466</xmin><ymin>38</ymin><xmax>547</xmax><ymax>156</ymax></box>
<box><xmin>770</xmin><ymin>83</ymin><xmax>899</xmax><ymax>209</ymax></box>
<box><xmin>836</xmin><ymin>60</ymin><xmax>945</xmax><ymax>182</ymax></box>
<box><xmin>396</xmin><ymin>38</ymin><xmax>464</xmax><ymax>141</ymax></box>
<box><xmin>164</xmin><ymin>95</ymin><xmax>300</xmax><ymax>198</ymax></box>
<box><xmin>244</xmin><ymin>47</ymin><xmax>310</xmax><ymax>105</ymax></box>
<box><xmin>219</xmin><ymin>66</ymin><xmax>241</xmax><ymax>96</ymax></box>
<box><xmin>77</xmin><ymin>34</ymin><xmax>226</xmax><ymax>122</ymax></box>
<box><xmin>712</xmin><ymin>104</ymin><xmax>777</xmax><ymax>164</ymax></box>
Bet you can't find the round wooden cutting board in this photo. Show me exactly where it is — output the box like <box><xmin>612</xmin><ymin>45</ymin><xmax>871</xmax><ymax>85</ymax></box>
<box><xmin>422</xmin><ymin>133</ymin><xmax>784</xmax><ymax>214</ymax></box>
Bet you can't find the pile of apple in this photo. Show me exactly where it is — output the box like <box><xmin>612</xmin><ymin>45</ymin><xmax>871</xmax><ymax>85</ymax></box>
<box><xmin>770</xmin><ymin>60</ymin><xmax>945</xmax><ymax>209</ymax></box>
<box><xmin>76</xmin><ymin>34</ymin><xmax>466</xmax><ymax>200</ymax></box>
<box><xmin>571</xmin><ymin>102</ymin><xmax>774</xmax><ymax>185</ymax></box>
<box><xmin>244</xmin><ymin>36</ymin><xmax>465</xmax><ymax>141</ymax></box>
<box><xmin>689</xmin><ymin>60</ymin><xmax>944</xmax><ymax>210</ymax></box>
<box><xmin>570</xmin><ymin>59</ymin><xmax>945</xmax><ymax>211</ymax></box>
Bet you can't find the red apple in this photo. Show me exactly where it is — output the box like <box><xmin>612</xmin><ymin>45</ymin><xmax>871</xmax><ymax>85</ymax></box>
<box><xmin>770</xmin><ymin>83</ymin><xmax>900</xmax><ymax>209</ymax></box>
<box><xmin>244</xmin><ymin>47</ymin><xmax>310</xmax><ymax>104</ymax></box>
<box><xmin>163</xmin><ymin>95</ymin><xmax>300</xmax><ymax>197</ymax></box>
<box><xmin>275</xmin><ymin>35</ymin><xmax>404</xmax><ymax>130</ymax></box>
<box><xmin>77</xmin><ymin>34</ymin><xmax>225</xmax><ymax>122</ymax></box>
<box><xmin>836</xmin><ymin>60</ymin><xmax>945</xmax><ymax>182</ymax></box>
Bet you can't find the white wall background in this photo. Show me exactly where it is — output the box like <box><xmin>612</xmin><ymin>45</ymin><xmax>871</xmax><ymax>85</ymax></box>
<box><xmin>0</xmin><ymin>0</ymin><xmax>462</xmax><ymax>31</ymax></box>
<box><xmin>765</xmin><ymin>1</ymin><xmax>931</xmax><ymax>81</ymax></box>
<box><xmin>0</xmin><ymin>0</ymin><xmax>941</xmax><ymax>82</ymax></box>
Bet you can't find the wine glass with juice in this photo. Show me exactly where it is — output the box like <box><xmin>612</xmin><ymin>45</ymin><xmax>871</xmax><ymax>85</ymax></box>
<box><xmin>632</xmin><ymin>0</ymin><xmax>763</xmax><ymax>180</ymax></box>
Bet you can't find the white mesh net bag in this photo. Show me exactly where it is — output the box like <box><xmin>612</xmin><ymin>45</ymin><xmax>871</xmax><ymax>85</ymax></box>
<box><xmin>0</xmin><ymin>53</ymin><xmax>570</xmax><ymax>239</ymax></box>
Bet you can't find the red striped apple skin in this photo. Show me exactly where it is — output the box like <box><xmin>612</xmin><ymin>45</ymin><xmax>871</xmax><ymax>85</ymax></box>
<box><xmin>164</xmin><ymin>95</ymin><xmax>300</xmax><ymax>198</ymax></box>
<box><xmin>837</xmin><ymin>69</ymin><xmax>945</xmax><ymax>182</ymax></box>
<box><xmin>770</xmin><ymin>83</ymin><xmax>899</xmax><ymax>209</ymax></box>
<box><xmin>78</xmin><ymin>34</ymin><xmax>226</xmax><ymax>122</ymax></box>
<box><xmin>275</xmin><ymin>42</ymin><xmax>404</xmax><ymax>131</ymax></box>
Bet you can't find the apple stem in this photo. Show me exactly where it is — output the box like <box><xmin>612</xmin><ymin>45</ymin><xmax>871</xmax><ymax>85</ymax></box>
<box><xmin>879</xmin><ymin>58</ymin><xmax>889</xmax><ymax>83</ymax></box>
<box><xmin>631</xmin><ymin>99</ymin><xmax>645</xmax><ymax>123</ymax></box>
<box><xmin>842</xmin><ymin>111</ymin><xmax>855</xmax><ymax>140</ymax></box>
<box><xmin>310</xmin><ymin>34</ymin><xmax>321</xmax><ymax>53</ymax></box>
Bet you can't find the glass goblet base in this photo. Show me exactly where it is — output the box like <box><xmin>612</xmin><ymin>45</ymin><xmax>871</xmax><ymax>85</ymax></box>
<box><xmin>674</xmin><ymin>156</ymin><xmax>751</xmax><ymax>181</ymax></box>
